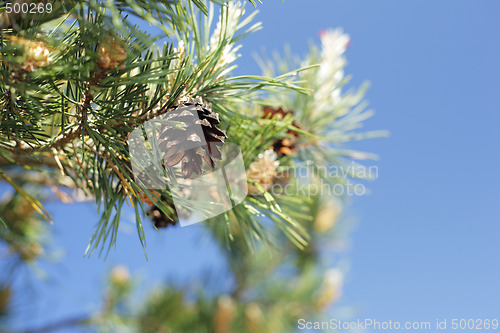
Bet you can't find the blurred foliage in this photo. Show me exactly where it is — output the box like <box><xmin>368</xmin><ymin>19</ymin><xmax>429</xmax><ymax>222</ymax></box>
<box><xmin>0</xmin><ymin>0</ymin><xmax>383</xmax><ymax>332</ymax></box>
<box><xmin>0</xmin><ymin>189</ymin><xmax>47</xmax><ymax>262</ymax></box>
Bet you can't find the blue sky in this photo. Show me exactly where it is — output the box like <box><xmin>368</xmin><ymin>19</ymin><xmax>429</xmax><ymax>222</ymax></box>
<box><xmin>4</xmin><ymin>0</ymin><xmax>500</xmax><ymax>331</ymax></box>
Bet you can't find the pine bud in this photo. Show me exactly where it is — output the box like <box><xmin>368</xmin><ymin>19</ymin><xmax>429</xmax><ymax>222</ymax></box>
<box><xmin>213</xmin><ymin>295</ymin><xmax>236</xmax><ymax>333</ymax></box>
<box><xmin>14</xmin><ymin>242</ymin><xmax>44</xmax><ymax>261</ymax></box>
<box><xmin>109</xmin><ymin>265</ymin><xmax>130</xmax><ymax>287</ymax></box>
<box><xmin>245</xmin><ymin>302</ymin><xmax>263</xmax><ymax>333</ymax></box>
<box><xmin>97</xmin><ymin>37</ymin><xmax>127</xmax><ymax>71</ymax></box>
<box><xmin>314</xmin><ymin>268</ymin><xmax>343</xmax><ymax>310</ymax></box>
<box><xmin>247</xmin><ymin>150</ymin><xmax>279</xmax><ymax>194</ymax></box>
<box><xmin>9</xmin><ymin>36</ymin><xmax>52</xmax><ymax>72</ymax></box>
<box><xmin>313</xmin><ymin>200</ymin><xmax>341</xmax><ymax>232</ymax></box>
<box><xmin>0</xmin><ymin>285</ymin><xmax>11</xmax><ymax>317</ymax></box>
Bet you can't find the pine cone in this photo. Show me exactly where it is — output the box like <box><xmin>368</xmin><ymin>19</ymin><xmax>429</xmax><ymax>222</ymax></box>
<box><xmin>263</xmin><ymin>106</ymin><xmax>300</xmax><ymax>157</ymax></box>
<box><xmin>158</xmin><ymin>97</ymin><xmax>226</xmax><ymax>178</ymax></box>
<box><xmin>147</xmin><ymin>203</ymin><xmax>178</xmax><ymax>229</ymax></box>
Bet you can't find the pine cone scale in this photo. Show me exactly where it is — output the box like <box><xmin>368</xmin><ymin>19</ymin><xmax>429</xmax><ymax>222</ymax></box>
<box><xmin>164</xmin><ymin>151</ymin><xmax>184</xmax><ymax>167</ymax></box>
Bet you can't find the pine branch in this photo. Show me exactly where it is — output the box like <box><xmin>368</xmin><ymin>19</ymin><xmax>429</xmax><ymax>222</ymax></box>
<box><xmin>0</xmin><ymin>0</ymin><xmax>381</xmax><ymax>257</ymax></box>
<box><xmin>14</xmin><ymin>315</ymin><xmax>90</xmax><ymax>333</ymax></box>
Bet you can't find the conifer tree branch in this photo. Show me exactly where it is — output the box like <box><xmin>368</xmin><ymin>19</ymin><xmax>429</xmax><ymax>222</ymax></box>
<box><xmin>14</xmin><ymin>315</ymin><xmax>91</xmax><ymax>333</ymax></box>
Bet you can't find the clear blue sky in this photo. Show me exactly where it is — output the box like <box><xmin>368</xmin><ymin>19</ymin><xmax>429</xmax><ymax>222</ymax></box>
<box><xmin>5</xmin><ymin>0</ymin><xmax>500</xmax><ymax>331</ymax></box>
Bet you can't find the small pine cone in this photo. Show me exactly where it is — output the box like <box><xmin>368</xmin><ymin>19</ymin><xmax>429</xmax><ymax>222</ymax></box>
<box><xmin>97</xmin><ymin>36</ymin><xmax>127</xmax><ymax>71</ymax></box>
<box><xmin>146</xmin><ymin>203</ymin><xmax>178</xmax><ymax>229</ymax></box>
<box><xmin>9</xmin><ymin>36</ymin><xmax>52</xmax><ymax>72</ymax></box>
<box><xmin>263</xmin><ymin>106</ymin><xmax>288</xmax><ymax>120</ymax></box>
<box><xmin>247</xmin><ymin>150</ymin><xmax>279</xmax><ymax>194</ymax></box>
<box><xmin>157</xmin><ymin>96</ymin><xmax>227</xmax><ymax>178</ymax></box>
<box><xmin>262</xmin><ymin>106</ymin><xmax>301</xmax><ymax>157</ymax></box>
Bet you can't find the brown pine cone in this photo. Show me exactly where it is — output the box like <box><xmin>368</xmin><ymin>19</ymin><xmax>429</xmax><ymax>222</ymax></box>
<box><xmin>147</xmin><ymin>203</ymin><xmax>178</xmax><ymax>229</ymax></box>
<box><xmin>263</xmin><ymin>106</ymin><xmax>300</xmax><ymax>157</ymax></box>
<box><xmin>158</xmin><ymin>97</ymin><xmax>226</xmax><ymax>178</ymax></box>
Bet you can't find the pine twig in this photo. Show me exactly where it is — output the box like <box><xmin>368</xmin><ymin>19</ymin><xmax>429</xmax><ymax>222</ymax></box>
<box><xmin>2</xmin><ymin>71</ymin><xmax>105</xmax><ymax>157</ymax></box>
